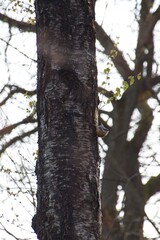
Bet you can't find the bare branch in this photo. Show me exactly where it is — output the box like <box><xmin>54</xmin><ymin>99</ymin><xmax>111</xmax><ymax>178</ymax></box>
<box><xmin>0</xmin><ymin>127</ymin><xmax>38</xmax><ymax>156</ymax></box>
<box><xmin>0</xmin><ymin>38</ymin><xmax>36</xmax><ymax>62</ymax></box>
<box><xmin>153</xmin><ymin>5</ymin><xmax>160</xmax><ymax>21</ymax></box>
<box><xmin>0</xmin><ymin>115</ymin><xmax>37</xmax><ymax>137</ymax></box>
<box><xmin>0</xmin><ymin>84</ymin><xmax>36</xmax><ymax>107</ymax></box>
<box><xmin>95</xmin><ymin>21</ymin><xmax>133</xmax><ymax>79</ymax></box>
<box><xmin>0</xmin><ymin>222</ymin><xmax>24</xmax><ymax>240</ymax></box>
<box><xmin>135</xmin><ymin>4</ymin><xmax>160</xmax><ymax>72</ymax></box>
<box><xmin>144</xmin><ymin>211</ymin><xmax>160</xmax><ymax>237</ymax></box>
<box><xmin>144</xmin><ymin>174</ymin><xmax>160</xmax><ymax>202</ymax></box>
<box><xmin>150</xmin><ymin>75</ymin><xmax>160</xmax><ymax>87</ymax></box>
<box><xmin>0</xmin><ymin>13</ymin><xmax>36</xmax><ymax>32</ymax></box>
<box><xmin>127</xmin><ymin>99</ymin><xmax>153</xmax><ymax>153</ymax></box>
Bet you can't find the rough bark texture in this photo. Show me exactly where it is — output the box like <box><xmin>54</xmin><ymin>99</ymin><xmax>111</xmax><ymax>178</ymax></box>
<box><xmin>32</xmin><ymin>1</ymin><xmax>101</xmax><ymax>240</ymax></box>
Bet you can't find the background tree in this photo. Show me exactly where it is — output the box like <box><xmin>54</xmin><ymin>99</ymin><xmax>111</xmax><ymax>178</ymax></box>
<box><xmin>0</xmin><ymin>0</ymin><xmax>160</xmax><ymax>239</ymax></box>
<box><xmin>95</xmin><ymin>1</ymin><xmax>160</xmax><ymax>239</ymax></box>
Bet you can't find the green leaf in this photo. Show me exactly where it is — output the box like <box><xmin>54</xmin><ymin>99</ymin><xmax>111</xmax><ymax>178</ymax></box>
<box><xmin>122</xmin><ymin>80</ymin><xmax>129</xmax><ymax>91</ymax></box>
<box><xmin>128</xmin><ymin>75</ymin><xmax>135</xmax><ymax>85</ymax></box>
<box><xmin>104</xmin><ymin>67</ymin><xmax>110</xmax><ymax>74</ymax></box>
<box><xmin>137</xmin><ymin>73</ymin><xmax>141</xmax><ymax>80</ymax></box>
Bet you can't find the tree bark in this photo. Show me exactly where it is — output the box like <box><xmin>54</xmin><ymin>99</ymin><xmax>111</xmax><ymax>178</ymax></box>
<box><xmin>32</xmin><ymin>1</ymin><xmax>101</xmax><ymax>239</ymax></box>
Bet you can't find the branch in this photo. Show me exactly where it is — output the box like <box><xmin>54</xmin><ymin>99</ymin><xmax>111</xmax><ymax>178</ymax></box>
<box><xmin>0</xmin><ymin>115</ymin><xmax>37</xmax><ymax>137</ymax></box>
<box><xmin>0</xmin><ymin>127</ymin><xmax>38</xmax><ymax>156</ymax></box>
<box><xmin>128</xmin><ymin>101</ymin><xmax>153</xmax><ymax>153</ymax></box>
<box><xmin>153</xmin><ymin>5</ymin><xmax>160</xmax><ymax>22</ymax></box>
<box><xmin>0</xmin><ymin>38</ymin><xmax>36</xmax><ymax>62</ymax></box>
<box><xmin>0</xmin><ymin>84</ymin><xmax>36</xmax><ymax>107</ymax></box>
<box><xmin>0</xmin><ymin>222</ymin><xmax>23</xmax><ymax>240</ymax></box>
<box><xmin>0</xmin><ymin>13</ymin><xmax>36</xmax><ymax>32</ymax></box>
<box><xmin>144</xmin><ymin>211</ymin><xmax>160</xmax><ymax>237</ymax></box>
<box><xmin>143</xmin><ymin>174</ymin><xmax>160</xmax><ymax>202</ymax></box>
<box><xmin>150</xmin><ymin>75</ymin><xmax>160</xmax><ymax>87</ymax></box>
<box><xmin>140</xmin><ymin>0</ymin><xmax>154</xmax><ymax>20</ymax></box>
<box><xmin>135</xmin><ymin>5</ymin><xmax>160</xmax><ymax>71</ymax></box>
<box><xmin>95</xmin><ymin>21</ymin><xmax>133</xmax><ymax>79</ymax></box>
<box><xmin>138</xmin><ymin>3</ymin><xmax>160</xmax><ymax>47</ymax></box>
<box><xmin>98</xmin><ymin>86</ymin><xmax>113</xmax><ymax>98</ymax></box>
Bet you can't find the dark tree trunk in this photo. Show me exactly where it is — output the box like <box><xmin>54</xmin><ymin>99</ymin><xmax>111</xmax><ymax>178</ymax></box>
<box><xmin>32</xmin><ymin>1</ymin><xmax>101</xmax><ymax>240</ymax></box>
<box><xmin>101</xmin><ymin>88</ymin><xmax>147</xmax><ymax>240</ymax></box>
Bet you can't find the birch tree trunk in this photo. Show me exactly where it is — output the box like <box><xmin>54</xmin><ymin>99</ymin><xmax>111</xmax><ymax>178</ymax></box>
<box><xmin>32</xmin><ymin>1</ymin><xmax>101</xmax><ymax>239</ymax></box>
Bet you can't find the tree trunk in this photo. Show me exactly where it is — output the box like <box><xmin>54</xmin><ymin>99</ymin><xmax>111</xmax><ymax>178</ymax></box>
<box><xmin>32</xmin><ymin>1</ymin><xmax>101</xmax><ymax>240</ymax></box>
<box><xmin>101</xmin><ymin>87</ymin><xmax>146</xmax><ymax>240</ymax></box>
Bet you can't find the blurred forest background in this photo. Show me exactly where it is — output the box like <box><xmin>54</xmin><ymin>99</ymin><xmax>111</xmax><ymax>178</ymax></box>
<box><xmin>0</xmin><ymin>0</ymin><xmax>160</xmax><ymax>239</ymax></box>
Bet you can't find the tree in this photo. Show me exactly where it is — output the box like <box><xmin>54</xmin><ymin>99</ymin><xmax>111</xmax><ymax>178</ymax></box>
<box><xmin>0</xmin><ymin>0</ymin><xmax>160</xmax><ymax>239</ymax></box>
<box><xmin>95</xmin><ymin>1</ymin><xmax>160</xmax><ymax>239</ymax></box>
<box><xmin>32</xmin><ymin>0</ymin><xmax>101</xmax><ymax>239</ymax></box>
